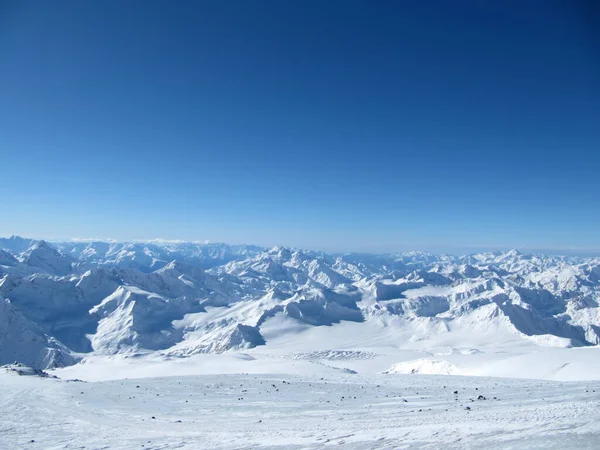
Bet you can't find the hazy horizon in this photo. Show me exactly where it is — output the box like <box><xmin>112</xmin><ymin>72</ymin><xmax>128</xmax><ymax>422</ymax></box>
<box><xmin>3</xmin><ymin>233</ymin><xmax>600</xmax><ymax>258</ymax></box>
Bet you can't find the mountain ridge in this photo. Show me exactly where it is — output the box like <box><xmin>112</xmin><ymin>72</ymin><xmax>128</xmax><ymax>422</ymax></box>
<box><xmin>1</xmin><ymin>236</ymin><xmax>599</xmax><ymax>369</ymax></box>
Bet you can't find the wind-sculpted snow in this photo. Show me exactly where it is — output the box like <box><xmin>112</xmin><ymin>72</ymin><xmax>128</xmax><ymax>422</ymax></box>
<box><xmin>1</xmin><ymin>236</ymin><xmax>600</xmax><ymax>369</ymax></box>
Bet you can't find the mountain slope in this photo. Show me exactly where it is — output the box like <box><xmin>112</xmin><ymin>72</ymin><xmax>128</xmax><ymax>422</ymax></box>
<box><xmin>20</xmin><ymin>241</ymin><xmax>74</xmax><ymax>275</ymax></box>
<box><xmin>1</xmin><ymin>236</ymin><xmax>599</xmax><ymax>370</ymax></box>
<box><xmin>0</xmin><ymin>298</ymin><xmax>75</xmax><ymax>368</ymax></box>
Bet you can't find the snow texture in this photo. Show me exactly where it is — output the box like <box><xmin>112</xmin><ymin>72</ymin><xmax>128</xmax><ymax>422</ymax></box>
<box><xmin>1</xmin><ymin>369</ymin><xmax>599</xmax><ymax>449</ymax></box>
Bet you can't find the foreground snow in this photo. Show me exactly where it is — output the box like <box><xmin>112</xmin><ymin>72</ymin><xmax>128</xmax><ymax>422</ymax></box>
<box><xmin>1</xmin><ymin>368</ymin><xmax>599</xmax><ymax>449</ymax></box>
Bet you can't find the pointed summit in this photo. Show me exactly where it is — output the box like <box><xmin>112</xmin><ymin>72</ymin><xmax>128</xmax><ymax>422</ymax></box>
<box><xmin>21</xmin><ymin>240</ymin><xmax>73</xmax><ymax>275</ymax></box>
<box><xmin>267</xmin><ymin>245</ymin><xmax>292</xmax><ymax>260</ymax></box>
<box><xmin>31</xmin><ymin>240</ymin><xmax>53</xmax><ymax>251</ymax></box>
<box><xmin>0</xmin><ymin>235</ymin><xmax>37</xmax><ymax>254</ymax></box>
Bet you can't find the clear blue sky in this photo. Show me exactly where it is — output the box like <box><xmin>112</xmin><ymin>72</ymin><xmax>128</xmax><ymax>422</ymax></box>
<box><xmin>1</xmin><ymin>1</ymin><xmax>599</xmax><ymax>253</ymax></box>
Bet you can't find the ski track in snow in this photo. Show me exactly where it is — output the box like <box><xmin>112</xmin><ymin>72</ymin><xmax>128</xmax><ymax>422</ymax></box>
<box><xmin>2</xmin><ymin>371</ymin><xmax>600</xmax><ymax>450</ymax></box>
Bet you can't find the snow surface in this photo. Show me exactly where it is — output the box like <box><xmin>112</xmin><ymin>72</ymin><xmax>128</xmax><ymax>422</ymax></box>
<box><xmin>1</xmin><ymin>367</ymin><xmax>600</xmax><ymax>449</ymax></box>
<box><xmin>383</xmin><ymin>359</ymin><xmax>463</xmax><ymax>375</ymax></box>
<box><xmin>2</xmin><ymin>237</ymin><xmax>600</xmax><ymax>447</ymax></box>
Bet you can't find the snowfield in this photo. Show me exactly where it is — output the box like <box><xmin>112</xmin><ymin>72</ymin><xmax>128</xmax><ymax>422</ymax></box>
<box><xmin>2</xmin><ymin>367</ymin><xmax>600</xmax><ymax>449</ymax></box>
<box><xmin>1</xmin><ymin>236</ymin><xmax>600</xmax><ymax>447</ymax></box>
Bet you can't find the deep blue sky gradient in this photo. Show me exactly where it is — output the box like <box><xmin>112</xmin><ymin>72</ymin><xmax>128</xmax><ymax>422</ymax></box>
<box><xmin>1</xmin><ymin>1</ymin><xmax>599</xmax><ymax>253</ymax></box>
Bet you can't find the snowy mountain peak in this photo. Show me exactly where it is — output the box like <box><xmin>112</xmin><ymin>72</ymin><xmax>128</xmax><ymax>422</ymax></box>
<box><xmin>1</xmin><ymin>236</ymin><xmax>600</xmax><ymax>370</ymax></box>
<box><xmin>30</xmin><ymin>240</ymin><xmax>52</xmax><ymax>250</ymax></box>
<box><xmin>0</xmin><ymin>235</ymin><xmax>38</xmax><ymax>254</ymax></box>
<box><xmin>159</xmin><ymin>259</ymin><xmax>197</xmax><ymax>274</ymax></box>
<box><xmin>20</xmin><ymin>240</ymin><xmax>73</xmax><ymax>275</ymax></box>
<box><xmin>268</xmin><ymin>244</ymin><xmax>292</xmax><ymax>260</ymax></box>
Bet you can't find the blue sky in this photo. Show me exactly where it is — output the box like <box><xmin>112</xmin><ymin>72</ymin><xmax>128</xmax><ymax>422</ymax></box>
<box><xmin>1</xmin><ymin>1</ymin><xmax>599</xmax><ymax>253</ymax></box>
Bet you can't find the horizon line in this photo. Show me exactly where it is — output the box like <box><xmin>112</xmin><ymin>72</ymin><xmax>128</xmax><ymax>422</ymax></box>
<box><xmin>2</xmin><ymin>234</ymin><xmax>600</xmax><ymax>259</ymax></box>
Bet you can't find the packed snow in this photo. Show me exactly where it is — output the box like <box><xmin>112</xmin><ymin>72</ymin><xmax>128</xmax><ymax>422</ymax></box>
<box><xmin>2</xmin><ymin>367</ymin><xmax>600</xmax><ymax>449</ymax></box>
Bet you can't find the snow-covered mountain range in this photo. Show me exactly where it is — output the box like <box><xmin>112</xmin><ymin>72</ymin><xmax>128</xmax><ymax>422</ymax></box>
<box><xmin>1</xmin><ymin>235</ymin><xmax>599</xmax><ymax>369</ymax></box>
